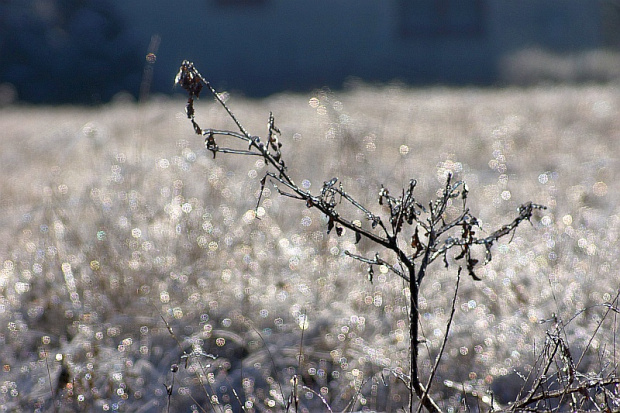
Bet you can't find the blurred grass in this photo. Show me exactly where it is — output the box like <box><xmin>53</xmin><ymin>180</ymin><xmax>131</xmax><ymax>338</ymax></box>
<box><xmin>1</xmin><ymin>83</ymin><xmax>619</xmax><ymax>411</ymax></box>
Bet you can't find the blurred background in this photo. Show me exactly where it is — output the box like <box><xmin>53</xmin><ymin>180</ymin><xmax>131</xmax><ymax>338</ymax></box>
<box><xmin>3</xmin><ymin>1</ymin><xmax>620</xmax><ymax>411</ymax></box>
<box><xmin>1</xmin><ymin>0</ymin><xmax>620</xmax><ymax>104</ymax></box>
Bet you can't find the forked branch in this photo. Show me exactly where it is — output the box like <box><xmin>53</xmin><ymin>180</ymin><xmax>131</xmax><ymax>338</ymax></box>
<box><xmin>175</xmin><ymin>60</ymin><xmax>546</xmax><ymax>412</ymax></box>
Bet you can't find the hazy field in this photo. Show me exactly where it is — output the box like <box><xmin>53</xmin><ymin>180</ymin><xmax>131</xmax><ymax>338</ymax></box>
<box><xmin>1</xmin><ymin>83</ymin><xmax>619</xmax><ymax>412</ymax></box>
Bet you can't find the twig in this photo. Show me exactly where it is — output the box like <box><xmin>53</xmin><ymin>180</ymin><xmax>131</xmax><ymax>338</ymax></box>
<box><xmin>158</xmin><ymin>309</ymin><xmax>221</xmax><ymax>412</ymax></box>
<box><xmin>165</xmin><ymin>365</ymin><xmax>177</xmax><ymax>413</ymax></box>
<box><xmin>344</xmin><ymin>251</ymin><xmax>408</xmax><ymax>282</ymax></box>
<box><xmin>510</xmin><ymin>376</ymin><xmax>620</xmax><ymax>410</ymax></box>
<box><xmin>575</xmin><ymin>288</ymin><xmax>620</xmax><ymax>371</ymax></box>
<box><xmin>417</xmin><ymin>268</ymin><xmax>461</xmax><ymax>413</ymax></box>
<box><xmin>300</xmin><ymin>386</ymin><xmax>333</xmax><ymax>412</ymax></box>
<box><xmin>244</xmin><ymin>319</ymin><xmax>287</xmax><ymax>408</ymax></box>
<box><xmin>42</xmin><ymin>345</ymin><xmax>58</xmax><ymax>413</ymax></box>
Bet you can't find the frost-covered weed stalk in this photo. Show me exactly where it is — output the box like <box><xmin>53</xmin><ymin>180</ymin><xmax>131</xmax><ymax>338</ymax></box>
<box><xmin>175</xmin><ymin>61</ymin><xmax>552</xmax><ymax>412</ymax></box>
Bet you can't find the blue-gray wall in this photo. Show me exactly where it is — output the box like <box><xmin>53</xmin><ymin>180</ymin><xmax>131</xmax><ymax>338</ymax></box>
<box><xmin>116</xmin><ymin>0</ymin><xmax>607</xmax><ymax>95</ymax></box>
<box><xmin>0</xmin><ymin>0</ymin><xmax>611</xmax><ymax>103</ymax></box>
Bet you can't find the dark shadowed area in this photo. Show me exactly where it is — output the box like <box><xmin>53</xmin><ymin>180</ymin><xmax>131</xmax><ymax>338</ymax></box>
<box><xmin>2</xmin><ymin>0</ymin><xmax>620</xmax><ymax>103</ymax></box>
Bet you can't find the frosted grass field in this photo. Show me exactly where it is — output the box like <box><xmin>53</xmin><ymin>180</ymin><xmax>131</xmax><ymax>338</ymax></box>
<box><xmin>1</xmin><ymin>83</ymin><xmax>619</xmax><ymax>411</ymax></box>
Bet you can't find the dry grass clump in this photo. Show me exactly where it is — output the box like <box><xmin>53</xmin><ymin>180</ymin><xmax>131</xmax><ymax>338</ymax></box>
<box><xmin>1</xmin><ymin>80</ymin><xmax>620</xmax><ymax>411</ymax></box>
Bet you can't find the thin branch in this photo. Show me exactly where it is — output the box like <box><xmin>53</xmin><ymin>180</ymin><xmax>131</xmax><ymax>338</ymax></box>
<box><xmin>417</xmin><ymin>268</ymin><xmax>461</xmax><ymax>413</ymax></box>
<box><xmin>344</xmin><ymin>251</ymin><xmax>409</xmax><ymax>282</ymax></box>
<box><xmin>243</xmin><ymin>320</ymin><xmax>287</xmax><ymax>409</ymax></box>
<box><xmin>158</xmin><ymin>309</ymin><xmax>221</xmax><ymax>412</ymax></box>
<box><xmin>575</xmin><ymin>288</ymin><xmax>620</xmax><ymax>371</ymax></box>
<box><xmin>214</xmin><ymin>148</ymin><xmax>265</xmax><ymax>157</ymax></box>
<box><xmin>509</xmin><ymin>328</ymin><xmax>563</xmax><ymax>411</ymax></box>
<box><xmin>510</xmin><ymin>376</ymin><xmax>620</xmax><ymax>410</ymax></box>
<box><xmin>431</xmin><ymin>202</ymin><xmax>546</xmax><ymax>264</ymax></box>
<box><xmin>42</xmin><ymin>345</ymin><xmax>57</xmax><ymax>412</ymax></box>
<box><xmin>300</xmin><ymin>386</ymin><xmax>333</xmax><ymax>413</ymax></box>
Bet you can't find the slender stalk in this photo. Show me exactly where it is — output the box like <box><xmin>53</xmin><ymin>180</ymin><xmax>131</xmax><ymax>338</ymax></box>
<box><xmin>175</xmin><ymin>60</ymin><xmax>544</xmax><ymax>412</ymax></box>
<box><xmin>410</xmin><ymin>275</ymin><xmax>421</xmax><ymax>412</ymax></box>
<box><xmin>418</xmin><ymin>269</ymin><xmax>461</xmax><ymax>413</ymax></box>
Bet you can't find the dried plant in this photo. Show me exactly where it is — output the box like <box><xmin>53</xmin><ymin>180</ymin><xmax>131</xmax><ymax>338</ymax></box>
<box><xmin>506</xmin><ymin>290</ymin><xmax>620</xmax><ymax>412</ymax></box>
<box><xmin>3</xmin><ymin>67</ymin><xmax>620</xmax><ymax>412</ymax></box>
<box><xmin>175</xmin><ymin>61</ymin><xmax>550</xmax><ymax>412</ymax></box>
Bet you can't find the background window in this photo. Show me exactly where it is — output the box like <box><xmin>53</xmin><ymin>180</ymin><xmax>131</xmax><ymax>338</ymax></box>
<box><xmin>399</xmin><ymin>0</ymin><xmax>485</xmax><ymax>37</ymax></box>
